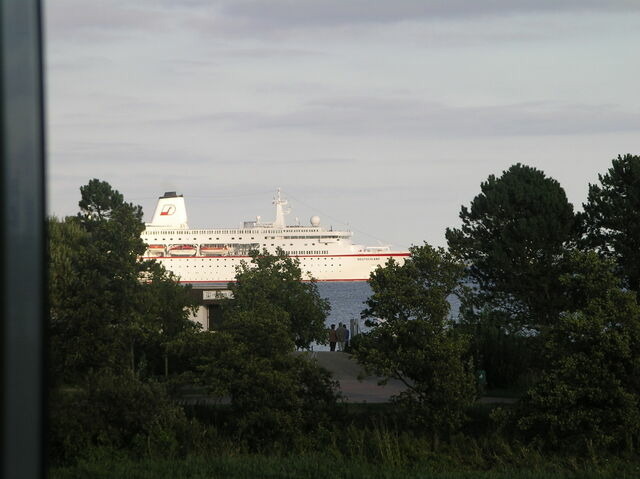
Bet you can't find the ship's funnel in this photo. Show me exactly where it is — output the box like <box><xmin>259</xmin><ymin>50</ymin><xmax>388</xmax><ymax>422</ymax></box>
<box><xmin>148</xmin><ymin>192</ymin><xmax>189</xmax><ymax>228</ymax></box>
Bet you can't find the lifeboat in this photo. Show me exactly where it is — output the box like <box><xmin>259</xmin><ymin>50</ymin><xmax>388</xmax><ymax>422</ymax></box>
<box><xmin>168</xmin><ymin>244</ymin><xmax>197</xmax><ymax>256</ymax></box>
<box><xmin>199</xmin><ymin>244</ymin><xmax>229</xmax><ymax>256</ymax></box>
<box><xmin>147</xmin><ymin>244</ymin><xmax>165</xmax><ymax>256</ymax></box>
<box><xmin>365</xmin><ymin>245</ymin><xmax>390</xmax><ymax>252</ymax></box>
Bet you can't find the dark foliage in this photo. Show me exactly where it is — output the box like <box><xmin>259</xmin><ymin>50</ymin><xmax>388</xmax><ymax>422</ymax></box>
<box><xmin>355</xmin><ymin>244</ymin><xmax>475</xmax><ymax>437</ymax></box>
<box><xmin>580</xmin><ymin>153</ymin><xmax>640</xmax><ymax>294</ymax></box>
<box><xmin>446</xmin><ymin>163</ymin><xmax>576</xmax><ymax>330</ymax></box>
<box><xmin>227</xmin><ymin>248</ymin><xmax>330</xmax><ymax>349</ymax></box>
<box><xmin>195</xmin><ymin>262</ymin><xmax>340</xmax><ymax>450</ymax></box>
<box><xmin>49</xmin><ymin>372</ymin><xmax>197</xmax><ymax>465</ymax></box>
<box><xmin>464</xmin><ymin>309</ymin><xmax>538</xmax><ymax>389</ymax></box>
<box><xmin>48</xmin><ymin>180</ymin><xmax>199</xmax><ymax>463</ymax></box>
<box><xmin>515</xmin><ymin>252</ymin><xmax>640</xmax><ymax>452</ymax></box>
<box><xmin>49</xmin><ymin>180</ymin><xmax>198</xmax><ymax>383</ymax></box>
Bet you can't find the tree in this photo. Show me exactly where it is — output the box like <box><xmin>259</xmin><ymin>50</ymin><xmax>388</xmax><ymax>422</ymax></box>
<box><xmin>134</xmin><ymin>262</ymin><xmax>200</xmax><ymax>377</ymax></box>
<box><xmin>355</xmin><ymin>243</ymin><xmax>475</xmax><ymax>437</ymax></box>
<box><xmin>446</xmin><ymin>163</ymin><xmax>576</xmax><ymax>329</ymax></box>
<box><xmin>464</xmin><ymin>309</ymin><xmax>536</xmax><ymax>389</ymax></box>
<box><xmin>515</xmin><ymin>251</ymin><xmax>640</xmax><ymax>452</ymax></box>
<box><xmin>49</xmin><ymin>179</ymin><xmax>197</xmax><ymax>383</ymax></box>
<box><xmin>198</xmin><ymin>309</ymin><xmax>339</xmax><ymax>450</ymax></box>
<box><xmin>227</xmin><ymin>248</ymin><xmax>330</xmax><ymax>349</ymax></box>
<box><xmin>48</xmin><ymin>180</ymin><xmax>202</xmax><ymax>463</ymax></box>
<box><xmin>49</xmin><ymin>217</ymin><xmax>104</xmax><ymax>383</ymax></box>
<box><xmin>78</xmin><ymin>178</ymin><xmax>146</xmax><ymax>261</ymax></box>
<box><xmin>49</xmin><ymin>371</ymin><xmax>196</xmax><ymax>465</ymax></box>
<box><xmin>193</xmin><ymin>252</ymin><xmax>339</xmax><ymax>450</ymax></box>
<box><xmin>580</xmin><ymin>154</ymin><xmax>640</xmax><ymax>293</ymax></box>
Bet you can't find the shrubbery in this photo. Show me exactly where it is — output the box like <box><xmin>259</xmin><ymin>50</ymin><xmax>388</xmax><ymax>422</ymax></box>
<box><xmin>193</xmin><ymin>252</ymin><xmax>340</xmax><ymax>450</ymax></box>
<box><xmin>49</xmin><ymin>372</ymin><xmax>198</xmax><ymax>464</ymax></box>
<box><xmin>355</xmin><ymin>244</ymin><xmax>475</xmax><ymax>438</ymax></box>
<box><xmin>514</xmin><ymin>252</ymin><xmax>640</xmax><ymax>452</ymax></box>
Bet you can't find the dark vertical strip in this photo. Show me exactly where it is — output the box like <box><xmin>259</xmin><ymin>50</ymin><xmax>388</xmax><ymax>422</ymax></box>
<box><xmin>1</xmin><ymin>0</ymin><xmax>46</xmax><ymax>477</ymax></box>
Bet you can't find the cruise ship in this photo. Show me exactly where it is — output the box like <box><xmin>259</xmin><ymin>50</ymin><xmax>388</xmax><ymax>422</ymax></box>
<box><xmin>141</xmin><ymin>190</ymin><xmax>409</xmax><ymax>283</ymax></box>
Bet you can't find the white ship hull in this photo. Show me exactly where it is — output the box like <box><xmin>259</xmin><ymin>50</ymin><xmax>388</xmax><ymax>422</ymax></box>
<box><xmin>141</xmin><ymin>190</ymin><xmax>409</xmax><ymax>284</ymax></box>
<box><xmin>142</xmin><ymin>252</ymin><xmax>409</xmax><ymax>283</ymax></box>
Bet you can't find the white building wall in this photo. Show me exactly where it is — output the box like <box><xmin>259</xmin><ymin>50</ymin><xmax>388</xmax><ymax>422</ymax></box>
<box><xmin>190</xmin><ymin>305</ymin><xmax>209</xmax><ymax>330</ymax></box>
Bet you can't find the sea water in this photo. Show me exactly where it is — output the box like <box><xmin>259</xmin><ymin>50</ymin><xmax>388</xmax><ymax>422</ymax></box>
<box><xmin>317</xmin><ymin>282</ymin><xmax>372</xmax><ymax>328</ymax></box>
<box><xmin>313</xmin><ymin>282</ymin><xmax>371</xmax><ymax>351</ymax></box>
<box><xmin>313</xmin><ymin>281</ymin><xmax>462</xmax><ymax>351</ymax></box>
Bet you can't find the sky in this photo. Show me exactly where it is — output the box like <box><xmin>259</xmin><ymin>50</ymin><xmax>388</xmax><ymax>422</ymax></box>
<box><xmin>45</xmin><ymin>0</ymin><xmax>640</xmax><ymax>249</ymax></box>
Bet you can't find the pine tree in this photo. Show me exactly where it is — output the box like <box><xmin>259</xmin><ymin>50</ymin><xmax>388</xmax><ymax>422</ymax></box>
<box><xmin>446</xmin><ymin>163</ymin><xmax>576</xmax><ymax>330</ymax></box>
<box><xmin>580</xmin><ymin>154</ymin><xmax>640</xmax><ymax>294</ymax></box>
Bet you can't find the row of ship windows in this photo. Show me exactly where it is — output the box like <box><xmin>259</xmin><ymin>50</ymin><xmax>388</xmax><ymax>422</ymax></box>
<box><xmin>179</xmin><ymin>264</ymin><xmax>340</xmax><ymax>268</ymax></box>
<box><xmin>145</xmin><ymin>228</ymin><xmax>325</xmax><ymax>235</ymax></box>
<box><xmin>165</xmin><ymin>255</ymin><xmax>332</xmax><ymax>260</ymax></box>
<box><xmin>147</xmin><ymin>236</ymin><xmax>341</xmax><ymax>242</ymax></box>
<box><xmin>150</xmin><ymin>241</ymin><xmax>330</xmax><ymax>249</ymax></box>
<box><xmin>283</xmin><ymin>235</ymin><xmax>343</xmax><ymax>239</ymax></box>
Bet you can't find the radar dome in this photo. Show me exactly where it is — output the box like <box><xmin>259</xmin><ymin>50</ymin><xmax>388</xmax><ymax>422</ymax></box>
<box><xmin>310</xmin><ymin>215</ymin><xmax>321</xmax><ymax>226</ymax></box>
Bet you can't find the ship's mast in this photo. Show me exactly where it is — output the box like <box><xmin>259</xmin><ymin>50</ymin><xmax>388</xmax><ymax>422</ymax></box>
<box><xmin>272</xmin><ymin>188</ymin><xmax>290</xmax><ymax>227</ymax></box>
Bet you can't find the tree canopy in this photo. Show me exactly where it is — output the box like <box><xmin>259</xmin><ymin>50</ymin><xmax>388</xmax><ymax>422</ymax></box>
<box><xmin>446</xmin><ymin>163</ymin><xmax>576</xmax><ymax>329</ymax></box>
<box><xmin>195</xmin><ymin>309</ymin><xmax>339</xmax><ymax>449</ymax></box>
<box><xmin>49</xmin><ymin>179</ymin><xmax>197</xmax><ymax>383</ymax></box>
<box><xmin>355</xmin><ymin>244</ymin><xmax>475</xmax><ymax>436</ymax></box>
<box><xmin>580</xmin><ymin>154</ymin><xmax>640</xmax><ymax>293</ymax></box>
<box><xmin>49</xmin><ymin>180</ymin><xmax>201</xmax><ymax>463</ymax></box>
<box><xmin>191</xmin><ymin>250</ymin><xmax>339</xmax><ymax>449</ymax></box>
<box><xmin>515</xmin><ymin>251</ymin><xmax>640</xmax><ymax>451</ymax></box>
<box><xmin>227</xmin><ymin>248</ymin><xmax>330</xmax><ymax>349</ymax></box>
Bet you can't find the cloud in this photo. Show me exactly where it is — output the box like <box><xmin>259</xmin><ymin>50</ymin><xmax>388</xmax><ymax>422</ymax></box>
<box><xmin>47</xmin><ymin>0</ymin><xmax>640</xmax><ymax>43</ymax></box>
<box><xmin>45</xmin><ymin>0</ymin><xmax>173</xmax><ymax>40</ymax></box>
<box><xmin>167</xmin><ymin>97</ymin><xmax>640</xmax><ymax>138</ymax></box>
<box><xmin>52</xmin><ymin>96</ymin><xmax>638</xmax><ymax>140</ymax></box>
<box><xmin>211</xmin><ymin>47</ymin><xmax>322</xmax><ymax>58</ymax></box>
<box><xmin>218</xmin><ymin>0</ymin><xmax>640</xmax><ymax>31</ymax></box>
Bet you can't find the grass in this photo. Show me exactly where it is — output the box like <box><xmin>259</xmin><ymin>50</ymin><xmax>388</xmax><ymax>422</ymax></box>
<box><xmin>50</xmin><ymin>397</ymin><xmax>640</xmax><ymax>478</ymax></box>
<box><xmin>49</xmin><ymin>454</ymin><xmax>640</xmax><ymax>479</ymax></box>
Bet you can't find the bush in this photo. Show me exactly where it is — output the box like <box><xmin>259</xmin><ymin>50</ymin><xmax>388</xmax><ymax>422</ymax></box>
<box><xmin>49</xmin><ymin>371</ymin><xmax>198</xmax><ymax>464</ymax></box>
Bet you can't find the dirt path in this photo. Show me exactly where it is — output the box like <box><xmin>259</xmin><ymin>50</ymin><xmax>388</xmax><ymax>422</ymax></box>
<box><xmin>300</xmin><ymin>351</ymin><xmax>519</xmax><ymax>404</ymax></box>
<box><xmin>299</xmin><ymin>351</ymin><xmax>407</xmax><ymax>403</ymax></box>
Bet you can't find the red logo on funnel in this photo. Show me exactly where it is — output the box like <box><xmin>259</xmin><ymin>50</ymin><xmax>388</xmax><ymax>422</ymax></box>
<box><xmin>160</xmin><ymin>205</ymin><xmax>176</xmax><ymax>216</ymax></box>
